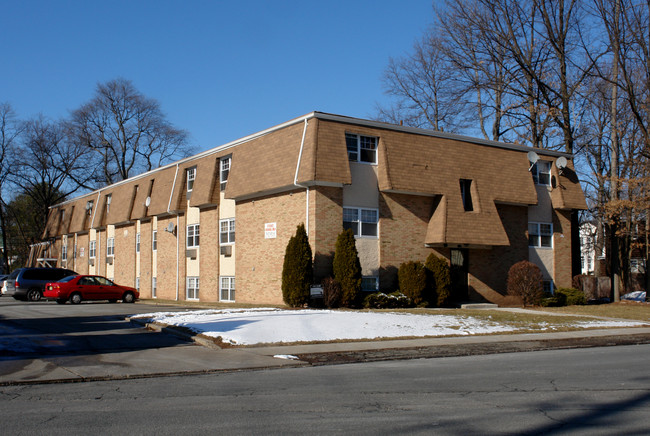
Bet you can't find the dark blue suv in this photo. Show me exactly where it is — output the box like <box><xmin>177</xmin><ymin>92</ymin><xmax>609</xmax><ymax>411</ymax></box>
<box><xmin>5</xmin><ymin>267</ymin><xmax>78</xmax><ymax>301</ymax></box>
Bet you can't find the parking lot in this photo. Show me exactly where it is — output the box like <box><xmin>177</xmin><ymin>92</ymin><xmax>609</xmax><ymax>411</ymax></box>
<box><xmin>0</xmin><ymin>297</ymin><xmax>299</xmax><ymax>384</ymax></box>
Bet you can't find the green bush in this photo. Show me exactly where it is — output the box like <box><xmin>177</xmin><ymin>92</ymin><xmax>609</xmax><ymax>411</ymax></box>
<box><xmin>540</xmin><ymin>292</ymin><xmax>567</xmax><ymax>307</ymax></box>
<box><xmin>425</xmin><ymin>253</ymin><xmax>451</xmax><ymax>307</ymax></box>
<box><xmin>321</xmin><ymin>277</ymin><xmax>342</xmax><ymax>309</ymax></box>
<box><xmin>333</xmin><ymin>229</ymin><xmax>362</xmax><ymax>307</ymax></box>
<box><xmin>363</xmin><ymin>292</ymin><xmax>413</xmax><ymax>309</ymax></box>
<box><xmin>506</xmin><ymin>260</ymin><xmax>543</xmax><ymax>306</ymax></box>
<box><xmin>281</xmin><ymin>223</ymin><xmax>313</xmax><ymax>307</ymax></box>
<box><xmin>555</xmin><ymin>287</ymin><xmax>586</xmax><ymax>306</ymax></box>
<box><xmin>398</xmin><ymin>261</ymin><xmax>428</xmax><ymax>306</ymax></box>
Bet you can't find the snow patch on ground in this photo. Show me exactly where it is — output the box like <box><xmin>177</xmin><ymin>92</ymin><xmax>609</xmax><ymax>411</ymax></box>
<box><xmin>132</xmin><ymin>308</ymin><xmax>646</xmax><ymax>346</ymax></box>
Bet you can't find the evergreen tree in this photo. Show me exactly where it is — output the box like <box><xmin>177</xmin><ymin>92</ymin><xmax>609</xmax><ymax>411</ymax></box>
<box><xmin>425</xmin><ymin>253</ymin><xmax>452</xmax><ymax>307</ymax></box>
<box><xmin>281</xmin><ymin>223</ymin><xmax>313</xmax><ymax>307</ymax></box>
<box><xmin>333</xmin><ymin>229</ymin><xmax>362</xmax><ymax>307</ymax></box>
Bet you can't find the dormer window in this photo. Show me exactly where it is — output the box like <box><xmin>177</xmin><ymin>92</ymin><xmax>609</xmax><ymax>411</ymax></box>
<box><xmin>106</xmin><ymin>195</ymin><xmax>112</xmax><ymax>214</ymax></box>
<box><xmin>532</xmin><ymin>161</ymin><xmax>551</xmax><ymax>185</ymax></box>
<box><xmin>460</xmin><ymin>179</ymin><xmax>474</xmax><ymax>212</ymax></box>
<box><xmin>187</xmin><ymin>167</ymin><xmax>196</xmax><ymax>192</ymax></box>
<box><xmin>346</xmin><ymin>133</ymin><xmax>377</xmax><ymax>164</ymax></box>
<box><xmin>86</xmin><ymin>201</ymin><xmax>93</xmax><ymax>215</ymax></box>
<box><xmin>220</xmin><ymin>157</ymin><xmax>231</xmax><ymax>191</ymax></box>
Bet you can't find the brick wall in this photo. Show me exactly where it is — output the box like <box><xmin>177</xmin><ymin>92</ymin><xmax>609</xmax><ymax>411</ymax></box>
<box><xmin>155</xmin><ymin>216</ymin><xmax>180</xmax><ymax>300</ymax></box>
<box><xmin>198</xmin><ymin>206</ymin><xmax>220</xmax><ymax>301</ymax></box>
<box><xmin>139</xmin><ymin>219</ymin><xmax>152</xmax><ymax>297</ymax></box>
<box><xmin>553</xmin><ymin>209</ymin><xmax>573</xmax><ymax>289</ymax></box>
<box><xmin>236</xmin><ymin>189</ymin><xmax>307</xmax><ymax>304</ymax></box>
<box><xmin>114</xmin><ymin>223</ymin><xmax>136</xmax><ymax>288</ymax></box>
<box><xmin>312</xmin><ymin>186</ymin><xmax>343</xmax><ymax>282</ymax></box>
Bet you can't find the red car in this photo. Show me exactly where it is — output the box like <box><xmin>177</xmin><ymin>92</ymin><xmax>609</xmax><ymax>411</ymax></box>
<box><xmin>44</xmin><ymin>275</ymin><xmax>139</xmax><ymax>304</ymax></box>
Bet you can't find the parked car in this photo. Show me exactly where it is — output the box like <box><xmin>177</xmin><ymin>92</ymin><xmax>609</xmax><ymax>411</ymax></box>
<box><xmin>5</xmin><ymin>267</ymin><xmax>78</xmax><ymax>301</ymax></box>
<box><xmin>0</xmin><ymin>274</ymin><xmax>8</xmax><ymax>296</ymax></box>
<box><xmin>43</xmin><ymin>275</ymin><xmax>139</xmax><ymax>304</ymax></box>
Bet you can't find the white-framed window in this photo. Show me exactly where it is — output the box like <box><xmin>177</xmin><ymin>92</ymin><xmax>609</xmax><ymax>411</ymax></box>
<box><xmin>107</xmin><ymin>237</ymin><xmax>115</xmax><ymax>257</ymax></box>
<box><xmin>220</xmin><ymin>157</ymin><xmax>231</xmax><ymax>191</ymax></box>
<box><xmin>152</xmin><ymin>277</ymin><xmax>157</xmax><ymax>298</ymax></box>
<box><xmin>187</xmin><ymin>224</ymin><xmax>200</xmax><ymax>248</ymax></box>
<box><xmin>106</xmin><ymin>194</ymin><xmax>112</xmax><ymax>214</ymax></box>
<box><xmin>152</xmin><ymin>230</ymin><xmax>157</xmax><ymax>251</ymax></box>
<box><xmin>136</xmin><ymin>233</ymin><xmax>141</xmax><ymax>253</ymax></box>
<box><xmin>86</xmin><ymin>200</ymin><xmax>94</xmax><ymax>215</ymax></box>
<box><xmin>532</xmin><ymin>161</ymin><xmax>551</xmax><ymax>185</ymax></box>
<box><xmin>89</xmin><ymin>240</ymin><xmax>96</xmax><ymax>258</ymax></box>
<box><xmin>460</xmin><ymin>179</ymin><xmax>474</xmax><ymax>212</ymax></box>
<box><xmin>220</xmin><ymin>218</ymin><xmax>235</xmax><ymax>245</ymax></box>
<box><xmin>187</xmin><ymin>167</ymin><xmax>196</xmax><ymax>192</ymax></box>
<box><xmin>346</xmin><ymin>133</ymin><xmax>378</xmax><ymax>164</ymax></box>
<box><xmin>220</xmin><ymin>276</ymin><xmax>235</xmax><ymax>302</ymax></box>
<box><xmin>187</xmin><ymin>276</ymin><xmax>199</xmax><ymax>300</ymax></box>
<box><xmin>529</xmin><ymin>222</ymin><xmax>553</xmax><ymax>248</ymax></box>
<box><xmin>62</xmin><ymin>244</ymin><xmax>67</xmax><ymax>261</ymax></box>
<box><xmin>343</xmin><ymin>207</ymin><xmax>378</xmax><ymax>237</ymax></box>
<box><xmin>361</xmin><ymin>276</ymin><xmax>379</xmax><ymax>292</ymax></box>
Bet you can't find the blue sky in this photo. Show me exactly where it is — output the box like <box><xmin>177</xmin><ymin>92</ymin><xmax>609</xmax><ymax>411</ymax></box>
<box><xmin>2</xmin><ymin>0</ymin><xmax>434</xmax><ymax>151</ymax></box>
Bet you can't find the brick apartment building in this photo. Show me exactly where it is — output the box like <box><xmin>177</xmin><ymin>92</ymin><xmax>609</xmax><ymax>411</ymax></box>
<box><xmin>35</xmin><ymin>112</ymin><xmax>586</xmax><ymax>305</ymax></box>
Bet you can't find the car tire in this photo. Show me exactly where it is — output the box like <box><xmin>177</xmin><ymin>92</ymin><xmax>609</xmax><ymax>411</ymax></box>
<box><xmin>122</xmin><ymin>292</ymin><xmax>135</xmax><ymax>303</ymax></box>
<box><xmin>69</xmin><ymin>293</ymin><xmax>82</xmax><ymax>305</ymax></box>
<box><xmin>27</xmin><ymin>288</ymin><xmax>42</xmax><ymax>302</ymax></box>
<box><xmin>55</xmin><ymin>299</ymin><xmax>66</xmax><ymax>304</ymax></box>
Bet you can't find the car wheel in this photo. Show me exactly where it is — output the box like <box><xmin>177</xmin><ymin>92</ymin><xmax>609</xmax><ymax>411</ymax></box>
<box><xmin>122</xmin><ymin>292</ymin><xmax>135</xmax><ymax>303</ymax></box>
<box><xmin>27</xmin><ymin>288</ymin><xmax>42</xmax><ymax>302</ymax></box>
<box><xmin>108</xmin><ymin>299</ymin><xmax>117</xmax><ymax>303</ymax></box>
<box><xmin>69</xmin><ymin>293</ymin><xmax>82</xmax><ymax>305</ymax></box>
<box><xmin>55</xmin><ymin>299</ymin><xmax>66</xmax><ymax>304</ymax></box>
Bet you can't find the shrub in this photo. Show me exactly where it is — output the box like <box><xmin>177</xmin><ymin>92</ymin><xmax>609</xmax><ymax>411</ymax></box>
<box><xmin>321</xmin><ymin>277</ymin><xmax>342</xmax><ymax>309</ymax></box>
<box><xmin>540</xmin><ymin>292</ymin><xmax>567</xmax><ymax>307</ymax></box>
<box><xmin>333</xmin><ymin>229</ymin><xmax>362</xmax><ymax>307</ymax></box>
<box><xmin>281</xmin><ymin>223</ymin><xmax>313</xmax><ymax>307</ymax></box>
<box><xmin>506</xmin><ymin>260</ymin><xmax>543</xmax><ymax>306</ymax></box>
<box><xmin>425</xmin><ymin>253</ymin><xmax>451</xmax><ymax>307</ymax></box>
<box><xmin>555</xmin><ymin>287</ymin><xmax>586</xmax><ymax>306</ymax></box>
<box><xmin>398</xmin><ymin>261</ymin><xmax>428</xmax><ymax>306</ymax></box>
<box><xmin>363</xmin><ymin>292</ymin><xmax>413</xmax><ymax>309</ymax></box>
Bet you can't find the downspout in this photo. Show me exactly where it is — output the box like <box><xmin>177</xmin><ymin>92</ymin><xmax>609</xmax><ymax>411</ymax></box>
<box><xmin>293</xmin><ymin>118</ymin><xmax>310</xmax><ymax>234</ymax></box>
<box><xmin>168</xmin><ymin>163</ymin><xmax>180</xmax><ymax>301</ymax></box>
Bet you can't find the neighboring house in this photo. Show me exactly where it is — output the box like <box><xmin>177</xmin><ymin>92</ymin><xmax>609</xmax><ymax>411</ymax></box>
<box><xmin>579</xmin><ymin>222</ymin><xmax>599</xmax><ymax>275</ymax></box>
<box><xmin>36</xmin><ymin>112</ymin><xmax>587</xmax><ymax>305</ymax></box>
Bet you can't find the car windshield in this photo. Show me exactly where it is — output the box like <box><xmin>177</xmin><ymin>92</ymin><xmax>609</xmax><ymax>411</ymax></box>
<box><xmin>58</xmin><ymin>275</ymin><xmax>79</xmax><ymax>283</ymax></box>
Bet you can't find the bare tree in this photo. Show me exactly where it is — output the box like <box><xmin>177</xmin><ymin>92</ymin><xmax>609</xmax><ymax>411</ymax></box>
<box><xmin>68</xmin><ymin>78</ymin><xmax>191</xmax><ymax>186</ymax></box>
<box><xmin>0</xmin><ymin>103</ymin><xmax>23</xmax><ymax>272</ymax></box>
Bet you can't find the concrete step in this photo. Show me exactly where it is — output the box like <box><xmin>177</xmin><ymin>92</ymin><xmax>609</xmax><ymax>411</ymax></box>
<box><xmin>460</xmin><ymin>303</ymin><xmax>499</xmax><ymax>309</ymax></box>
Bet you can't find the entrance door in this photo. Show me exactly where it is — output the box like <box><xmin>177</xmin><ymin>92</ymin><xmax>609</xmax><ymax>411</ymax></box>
<box><xmin>450</xmin><ymin>249</ymin><xmax>469</xmax><ymax>302</ymax></box>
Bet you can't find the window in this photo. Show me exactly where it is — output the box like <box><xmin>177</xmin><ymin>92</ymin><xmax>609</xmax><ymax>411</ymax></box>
<box><xmin>543</xmin><ymin>280</ymin><xmax>554</xmax><ymax>294</ymax></box>
<box><xmin>136</xmin><ymin>233</ymin><xmax>141</xmax><ymax>253</ymax></box>
<box><xmin>89</xmin><ymin>240</ymin><xmax>96</xmax><ymax>258</ymax></box>
<box><xmin>152</xmin><ymin>277</ymin><xmax>157</xmax><ymax>298</ymax></box>
<box><xmin>187</xmin><ymin>224</ymin><xmax>200</xmax><ymax>248</ymax></box>
<box><xmin>106</xmin><ymin>194</ymin><xmax>112</xmax><ymax>214</ymax></box>
<box><xmin>62</xmin><ymin>244</ymin><xmax>67</xmax><ymax>261</ymax></box>
<box><xmin>152</xmin><ymin>230</ymin><xmax>157</xmax><ymax>251</ymax></box>
<box><xmin>187</xmin><ymin>167</ymin><xmax>196</xmax><ymax>192</ymax></box>
<box><xmin>86</xmin><ymin>201</ymin><xmax>93</xmax><ymax>215</ymax></box>
<box><xmin>135</xmin><ymin>277</ymin><xmax>140</xmax><ymax>291</ymax></box>
<box><xmin>220</xmin><ymin>157</ymin><xmax>231</xmax><ymax>191</ymax></box>
<box><xmin>361</xmin><ymin>277</ymin><xmax>378</xmax><ymax>292</ymax></box>
<box><xmin>460</xmin><ymin>179</ymin><xmax>474</xmax><ymax>212</ymax></box>
<box><xmin>107</xmin><ymin>237</ymin><xmax>115</xmax><ymax>257</ymax></box>
<box><xmin>187</xmin><ymin>277</ymin><xmax>199</xmax><ymax>300</ymax></box>
<box><xmin>343</xmin><ymin>207</ymin><xmax>378</xmax><ymax>237</ymax></box>
<box><xmin>532</xmin><ymin>161</ymin><xmax>551</xmax><ymax>185</ymax></box>
<box><xmin>529</xmin><ymin>222</ymin><xmax>553</xmax><ymax>248</ymax></box>
<box><xmin>220</xmin><ymin>276</ymin><xmax>235</xmax><ymax>302</ymax></box>
<box><xmin>345</xmin><ymin>133</ymin><xmax>377</xmax><ymax>164</ymax></box>
<box><xmin>220</xmin><ymin>218</ymin><xmax>235</xmax><ymax>244</ymax></box>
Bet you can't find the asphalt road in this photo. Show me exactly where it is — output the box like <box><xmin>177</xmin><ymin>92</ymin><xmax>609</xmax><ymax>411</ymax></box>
<box><xmin>2</xmin><ymin>343</ymin><xmax>649</xmax><ymax>435</ymax></box>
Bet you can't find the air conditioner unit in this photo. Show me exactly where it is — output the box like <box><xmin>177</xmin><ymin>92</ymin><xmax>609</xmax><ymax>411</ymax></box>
<box><xmin>220</xmin><ymin>245</ymin><xmax>232</xmax><ymax>256</ymax></box>
<box><xmin>186</xmin><ymin>248</ymin><xmax>197</xmax><ymax>259</ymax></box>
<box><xmin>107</xmin><ymin>257</ymin><xmax>113</xmax><ymax>265</ymax></box>
<box><xmin>88</xmin><ymin>258</ymin><xmax>95</xmax><ymax>266</ymax></box>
